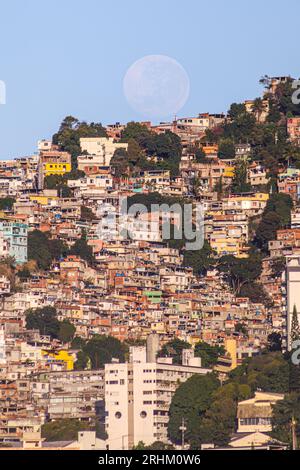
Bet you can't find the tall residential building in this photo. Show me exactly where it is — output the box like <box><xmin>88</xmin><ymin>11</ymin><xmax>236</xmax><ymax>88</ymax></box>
<box><xmin>286</xmin><ymin>255</ymin><xmax>300</xmax><ymax>349</ymax></box>
<box><xmin>104</xmin><ymin>346</ymin><xmax>210</xmax><ymax>450</ymax></box>
<box><xmin>0</xmin><ymin>329</ymin><xmax>6</xmax><ymax>365</ymax></box>
<box><xmin>0</xmin><ymin>220</ymin><xmax>28</xmax><ymax>264</ymax></box>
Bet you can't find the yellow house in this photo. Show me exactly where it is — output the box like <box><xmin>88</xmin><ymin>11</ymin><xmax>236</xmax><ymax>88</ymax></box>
<box><xmin>210</xmin><ymin>236</ymin><xmax>248</xmax><ymax>258</ymax></box>
<box><xmin>223</xmin><ymin>166</ymin><xmax>235</xmax><ymax>178</ymax></box>
<box><xmin>43</xmin><ymin>162</ymin><xmax>71</xmax><ymax>177</ymax></box>
<box><xmin>29</xmin><ymin>195</ymin><xmax>58</xmax><ymax>205</ymax></box>
<box><xmin>214</xmin><ymin>338</ymin><xmax>238</xmax><ymax>374</ymax></box>
<box><xmin>150</xmin><ymin>322</ymin><xmax>166</xmax><ymax>334</ymax></box>
<box><xmin>42</xmin><ymin>349</ymin><xmax>75</xmax><ymax>370</ymax></box>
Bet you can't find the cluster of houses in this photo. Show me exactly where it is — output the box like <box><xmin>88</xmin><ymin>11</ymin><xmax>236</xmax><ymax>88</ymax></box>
<box><xmin>0</xmin><ymin>76</ymin><xmax>298</xmax><ymax>450</ymax></box>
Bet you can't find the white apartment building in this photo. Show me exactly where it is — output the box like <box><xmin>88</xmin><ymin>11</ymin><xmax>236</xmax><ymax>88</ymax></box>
<box><xmin>176</xmin><ymin>115</ymin><xmax>210</xmax><ymax>132</ymax></box>
<box><xmin>0</xmin><ymin>329</ymin><xmax>6</xmax><ymax>365</ymax></box>
<box><xmin>68</xmin><ymin>174</ymin><xmax>113</xmax><ymax>192</ymax></box>
<box><xmin>104</xmin><ymin>345</ymin><xmax>210</xmax><ymax>450</ymax></box>
<box><xmin>286</xmin><ymin>255</ymin><xmax>300</xmax><ymax>349</ymax></box>
<box><xmin>78</xmin><ymin>137</ymin><xmax>128</xmax><ymax>168</ymax></box>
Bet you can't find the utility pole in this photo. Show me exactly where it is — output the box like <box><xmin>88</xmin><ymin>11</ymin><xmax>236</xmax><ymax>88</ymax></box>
<box><xmin>292</xmin><ymin>416</ymin><xmax>297</xmax><ymax>451</ymax></box>
<box><xmin>180</xmin><ymin>417</ymin><xmax>187</xmax><ymax>450</ymax></box>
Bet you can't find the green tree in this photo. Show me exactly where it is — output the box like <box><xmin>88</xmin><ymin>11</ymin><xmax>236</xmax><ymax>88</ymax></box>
<box><xmin>194</xmin><ymin>342</ymin><xmax>225</xmax><ymax>368</ymax></box>
<box><xmin>110</xmin><ymin>148</ymin><xmax>130</xmax><ymax>177</ymax></box>
<box><xmin>28</xmin><ymin>230</ymin><xmax>52</xmax><ymax>270</ymax></box>
<box><xmin>81</xmin><ymin>205</ymin><xmax>96</xmax><ymax>222</ymax></box>
<box><xmin>41</xmin><ymin>419</ymin><xmax>92</xmax><ymax>442</ymax></box>
<box><xmin>168</xmin><ymin>374</ymin><xmax>220</xmax><ymax>444</ymax></box>
<box><xmin>158</xmin><ymin>338</ymin><xmax>191</xmax><ymax>365</ymax></box>
<box><xmin>229</xmin><ymin>352</ymin><xmax>289</xmax><ymax>394</ymax></box>
<box><xmin>218</xmin><ymin>138</ymin><xmax>235</xmax><ymax>160</ymax></box>
<box><xmin>191</xmin><ymin>382</ymin><xmax>251</xmax><ymax>448</ymax></box>
<box><xmin>255</xmin><ymin>193</ymin><xmax>293</xmax><ymax>251</ymax></box>
<box><xmin>74</xmin><ymin>350</ymin><xmax>90</xmax><ymax>370</ymax></box>
<box><xmin>183</xmin><ymin>241</ymin><xmax>215</xmax><ymax>275</ymax></box>
<box><xmin>231</xmin><ymin>158</ymin><xmax>252</xmax><ymax>194</ymax></box>
<box><xmin>267</xmin><ymin>332</ymin><xmax>282</xmax><ymax>352</ymax></box>
<box><xmin>80</xmin><ymin>335</ymin><xmax>128</xmax><ymax>370</ymax></box>
<box><xmin>25</xmin><ymin>306</ymin><xmax>60</xmax><ymax>339</ymax></box>
<box><xmin>28</xmin><ymin>230</ymin><xmax>68</xmax><ymax>270</ymax></box>
<box><xmin>238</xmin><ymin>282</ymin><xmax>272</xmax><ymax>307</ymax></box>
<box><xmin>217</xmin><ymin>252</ymin><xmax>262</xmax><ymax>295</ymax></box>
<box><xmin>195</xmin><ymin>148</ymin><xmax>207</xmax><ymax>163</ymax></box>
<box><xmin>52</xmin><ymin>116</ymin><xmax>107</xmax><ymax>168</ymax></box>
<box><xmin>0</xmin><ymin>197</ymin><xmax>15</xmax><ymax>211</ymax></box>
<box><xmin>70</xmin><ymin>234</ymin><xmax>94</xmax><ymax>265</ymax></box>
<box><xmin>58</xmin><ymin>320</ymin><xmax>76</xmax><ymax>344</ymax></box>
<box><xmin>272</xmin><ymin>393</ymin><xmax>300</xmax><ymax>447</ymax></box>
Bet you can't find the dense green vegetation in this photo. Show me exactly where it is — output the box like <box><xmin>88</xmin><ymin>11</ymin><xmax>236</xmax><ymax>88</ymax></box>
<box><xmin>28</xmin><ymin>229</ymin><xmax>95</xmax><ymax>270</ymax></box>
<box><xmin>52</xmin><ymin>116</ymin><xmax>107</xmax><ymax>168</ymax></box>
<box><xmin>0</xmin><ymin>197</ymin><xmax>16</xmax><ymax>211</ymax></box>
<box><xmin>168</xmin><ymin>351</ymin><xmax>290</xmax><ymax>448</ymax></box>
<box><xmin>74</xmin><ymin>335</ymin><xmax>128</xmax><ymax>370</ymax></box>
<box><xmin>25</xmin><ymin>306</ymin><xmax>75</xmax><ymax>343</ymax></box>
<box><xmin>118</xmin><ymin>122</ymin><xmax>182</xmax><ymax>176</ymax></box>
<box><xmin>41</xmin><ymin>419</ymin><xmax>93</xmax><ymax>442</ymax></box>
<box><xmin>28</xmin><ymin>230</ymin><xmax>68</xmax><ymax>270</ymax></box>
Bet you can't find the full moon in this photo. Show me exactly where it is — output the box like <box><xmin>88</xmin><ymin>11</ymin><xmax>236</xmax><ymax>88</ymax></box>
<box><xmin>123</xmin><ymin>55</ymin><xmax>190</xmax><ymax>120</ymax></box>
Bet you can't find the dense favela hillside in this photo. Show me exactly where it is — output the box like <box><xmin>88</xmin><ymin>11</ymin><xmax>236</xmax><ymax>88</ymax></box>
<box><xmin>1</xmin><ymin>75</ymin><xmax>300</xmax><ymax>450</ymax></box>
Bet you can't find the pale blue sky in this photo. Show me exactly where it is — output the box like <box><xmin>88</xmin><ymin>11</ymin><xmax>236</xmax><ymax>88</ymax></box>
<box><xmin>0</xmin><ymin>0</ymin><xmax>299</xmax><ymax>158</ymax></box>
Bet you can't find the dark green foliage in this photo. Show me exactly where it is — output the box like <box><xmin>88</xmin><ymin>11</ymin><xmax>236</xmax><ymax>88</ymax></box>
<box><xmin>231</xmin><ymin>158</ymin><xmax>252</xmax><ymax>194</ymax></box>
<box><xmin>168</xmin><ymin>374</ymin><xmax>220</xmax><ymax>444</ymax></box>
<box><xmin>169</xmin><ymin>352</ymin><xmax>292</xmax><ymax>448</ymax></box>
<box><xmin>81</xmin><ymin>205</ymin><xmax>96</xmax><ymax>222</ymax></box>
<box><xmin>69</xmin><ymin>234</ymin><xmax>94</xmax><ymax>265</ymax></box>
<box><xmin>71</xmin><ymin>336</ymin><xmax>87</xmax><ymax>349</ymax></box>
<box><xmin>75</xmin><ymin>335</ymin><xmax>128</xmax><ymax>370</ymax></box>
<box><xmin>41</xmin><ymin>419</ymin><xmax>93</xmax><ymax>442</ymax></box>
<box><xmin>53</xmin><ymin>116</ymin><xmax>107</xmax><ymax>168</ymax></box>
<box><xmin>0</xmin><ymin>197</ymin><xmax>15</xmax><ymax>211</ymax></box>
<box><xmin>272</xmin><ymin>393</ymin><xmax>300</xmax><ymax>446</ymax></box>
<box><xmin>25</xmin><ymin>306</ymin><xmax>60</xmax><ymax>339</ymax></box>
<box><xmin>195</xmin><ymin>148</ymin><xmax>207</xmax><ymax>163</ymax></box>
<box><xmin>158</xmin><ymin>338</ymin><xmax>191</xmax><ymax>365</ymax></box>
<box><xmin>121</xmin><ymin>123</ymin><xmax>182</xmax><ymax>176</ymax></box>
<box><xmin>238</xmin><ymin>282</ymin><xmax>272</xmax><ymax>307</ymax></box>
<box><xmin>229</xmin><ymin>352</ymin><xmax>289</xmax><ymax>394</ymax></box>
<box><xmin>217</xmin><ymin>252</ymin><xmax>262</xmax><ymax>294</ymax></box>
<box><xmin>43</xmin><ymin>175</ymin><xmax>72</xmax><ymax>197</ymax></box>
<box><xmin>28</xmin><ymin>230</ymin><xmax>68</xmax><ymax>270</ymax></box>
<box><xmin>58</xmin><ymin>320</ymin><xmax>76</xmax><ymax>344</ymax></box>
<box><xmin>190</xmin><ymin>382</ymin><xmax>252</xmax><ymax>448</ymax></box>
<box><xmin>183</xmin><ymin>241</ymin><xmax>215</xmax><ymax>275</ymax></box>
<box><xmin>267</xmin><ymin>333</ymin><xmax>282</xmax><ymax>352</ymax></box>
<box><xmin>194</xmin><ymin>342</ymin><xmax>225</xmax><ymax>367</ymax></box>
<box><xmin>255</xmin><ymin>193</ymin><xmax>293</xmax><ymax>251</ymax></box>
<box><xmin>110</xmin><ymin>148</ymin><xmax>130</xmax><ymax>177</ymax></box>
<box><xmin>235</xmin><ymin>323</ymin><xmax>248</xmax><ymax>336</ymax></box>
<box><xmin>218</xmin><ymin>139</ymin><xmax>235</xmax><ymax>160</ymax></box>
<box><xmin>74</xmin><ymin>351</ymin><xmax>90</xmax><ymax>370</ymax></box>
<box><xmin>133</xmin><ymin>441</ymin><xmax>175</xmax><ymax>450</ymax></box>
